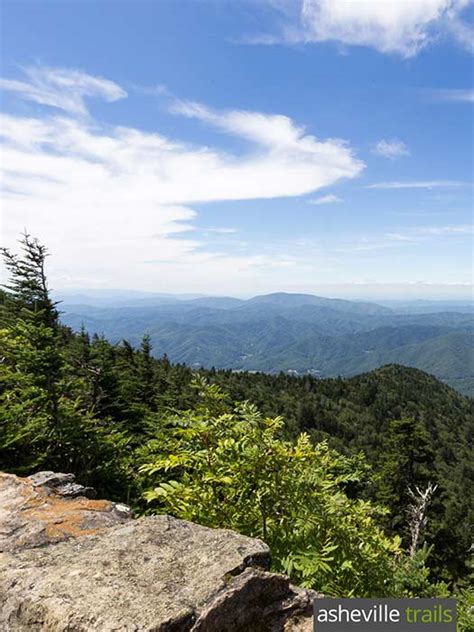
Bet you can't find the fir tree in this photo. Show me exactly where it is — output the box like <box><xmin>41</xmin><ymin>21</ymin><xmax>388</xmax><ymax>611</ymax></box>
<box><xmin>0</xmin><ymin>234</ymin><xmax>63</xmax><ymax>468</ymax></box>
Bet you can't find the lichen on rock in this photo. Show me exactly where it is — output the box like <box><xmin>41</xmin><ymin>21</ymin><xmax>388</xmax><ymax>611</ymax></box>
<box><xmin>0</xmin><ymin>471</ymin><xmax>316</xmax><ymax>631</ymax></box>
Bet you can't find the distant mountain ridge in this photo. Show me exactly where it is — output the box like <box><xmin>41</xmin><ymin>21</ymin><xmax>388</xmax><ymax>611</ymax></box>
<box><xmin>59</xmin><ymin>291</ymin><xmax>474</xmax><ymax>396</ymax></box>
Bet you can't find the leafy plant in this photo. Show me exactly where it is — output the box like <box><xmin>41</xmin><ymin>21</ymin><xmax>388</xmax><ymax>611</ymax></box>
<box><xmin>141</xmin><ymin>378</ymin><xmax>402</xmax><ymax>596</ymax></box>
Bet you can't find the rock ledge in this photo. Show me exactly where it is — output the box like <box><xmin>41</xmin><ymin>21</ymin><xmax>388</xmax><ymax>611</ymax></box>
<box><xmin>0</xmin><ymin>472</ymin><xmax>316</xmax><ymax>631</ymax></box>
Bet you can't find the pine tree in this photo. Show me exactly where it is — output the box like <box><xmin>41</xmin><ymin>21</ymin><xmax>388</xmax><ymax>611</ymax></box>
<box><xmin>0</xmin><ymin>234</ymin><xmax>63</xmax><ymax>469</ymax></box>
<box><xmin>139</xmin><ymin>335</ymin><xmax>156</xmax><ymax>409</ymax></box>
<box><xmin>376</xmin><ymin>417</ymin><xmax>434</xmax><ymax>535</ymax></box>
<box><xmin>0</xmin><ymin>235</ymin><xmax>129</xmax><ymax>495</ymax></box>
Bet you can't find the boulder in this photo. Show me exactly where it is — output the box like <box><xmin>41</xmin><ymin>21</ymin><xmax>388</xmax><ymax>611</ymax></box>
<box><xmin>0</xmin><ymin>471</ymin><xmax>316</xmax><ymax>631</ymax></box>
<box><xmin>0</xmin><ymin>471</ymin><xmax>131</xmax><ymax>553</ymax></box>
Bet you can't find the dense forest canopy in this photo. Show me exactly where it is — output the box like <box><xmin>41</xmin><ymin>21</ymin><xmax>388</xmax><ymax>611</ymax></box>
<box><xmin>0</xmin><ymin>235</ymin><xmax>473</xmax><ymax>625</ymax></box>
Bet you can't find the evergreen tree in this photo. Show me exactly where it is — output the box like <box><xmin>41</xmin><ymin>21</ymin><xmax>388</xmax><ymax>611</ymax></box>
<box><xmin>0</xmin><ymin>234</ymin><xmax>63</xmax><ymax>468</ymax></box>
<box><xmin>0</xmin><ymin>236</ymin><xmax>129</xmax><ymax>496</ymax></box>
<box><xmin>376</xmin><ymin>417</ymin><xmax>434</xmax><ymax>534</ymax></box>
<box><xmin>138</xmin><ymin>334</ymin><xmax>156</xmax><ymax>409</ymax></box>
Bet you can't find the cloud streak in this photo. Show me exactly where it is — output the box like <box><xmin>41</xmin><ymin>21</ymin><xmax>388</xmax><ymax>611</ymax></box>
<box><xmin>373</xmin><ymin>139</ymin><xmax>410</xmax><ymax>159</ymax></box>
<box><xmin>170</xmin><ymin>99</ymin><xmax>364</xmax><ymax>195</ymax></box>
<box><xmin>206</xmin><ymin>227</ymin><xmax>239</xmax><ymax>235</ymax></box>
<box><xmin>0</xmin><ymin>66</ymin><xmax>364</xmax><ymax>290</ymax></box>
<box><xmin>0</xmin><ymin>66</ymin><xmax>126</xmax><ymax>116</ymax></box>
<box><xmin>308</xmin><ymin>194</ymin><xmax>342</xmax><ymax>205</ymax></box>
<box><xmin>250</xmin><ymin>0</ymin><xmax>473</xmax><ymax>57</ymax></box>
<box><xmin>366</xmin><ymin>180</ymin><xmax>467</xmax><ymax>189</ymax></box>
<box><xmin>337</xmin><ymin>224</ymin><xmax>473</xmax><ymax>253</ymax></box>
<box><xmin>425</xmin><ymin>88</ymin><xmax>474</xmax><ymax>102</ymax></box>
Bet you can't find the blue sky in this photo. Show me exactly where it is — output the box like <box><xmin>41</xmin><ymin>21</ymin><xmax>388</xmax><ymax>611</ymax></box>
<box><xmin>1</xmin><ymin>0</ymin><xmax>473</xmax><ymax>298</ymax></box>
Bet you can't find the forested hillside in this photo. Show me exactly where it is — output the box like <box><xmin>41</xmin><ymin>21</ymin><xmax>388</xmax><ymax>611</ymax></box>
<box><xmin>208</xmin><ymin>364</ymin><xmax>474</xmax><ymax>581</ymax></box>
<box><xmin>61</xmin><ymin>292</ymin><xmax>474</xmax><ymax>396</ymax></box>
<box><xmin>1</xmin><ymin>236</ymin><xmax>473</xmax><ymax>612</ymax></box>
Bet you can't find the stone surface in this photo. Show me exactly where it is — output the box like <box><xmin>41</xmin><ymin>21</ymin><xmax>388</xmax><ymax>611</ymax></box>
<box><xmin>0</xmin><ymin>471</ymin><xmax>316</xmax><ymax>631</ymax></box>
<box><xmin>29</xmin><ymin>471</ymin><xmax>97</xmax><ymax>498</ymax></box>
<box><xmin>0</xmin><ymin>471</ymin><xmax>131</xmax><ymax>553</ymax></box>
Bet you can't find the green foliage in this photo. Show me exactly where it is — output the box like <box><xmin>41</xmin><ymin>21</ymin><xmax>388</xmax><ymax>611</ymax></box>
<box><xmin>141</xmin><ymin>379</ymin><xmax>402</xmax><ymax>597</ymax></box>
<box><xmin>457</xmin><ymin>587</ymin><xmax>474</xmax><ymax>632</ymax></box>
<box><xmin>206</xmin><ymin>365</ymin><xmax>473</xmax><ymax>582</ymax></box>
<box><xmin>389</xmin><ymin>546</ymin><xmax>450</xmax><ymax>598</ymax></box>
<box><xmin>376</xmin><ymin>417</ymin><xmax>434</xmax><ymax>532</ymax></box>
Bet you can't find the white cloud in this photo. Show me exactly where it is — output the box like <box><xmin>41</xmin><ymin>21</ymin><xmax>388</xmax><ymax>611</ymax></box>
<box><xmin>170</xmin><ymin>99</ymin><xmax>363</xmax><ymax>194</ymax></box>
<box><xmin>417</xmin><ymin>224</ymin><xmax>473</xmax><ymax>235</ymax></box>
<box><xmin>426</xmin><ymin>88</ymin><xmax>474</xmax><ymax>102</ymax></box>
<box><xmin>0</xmin><ymin>66</ymin><xmax>126</xmax><ymax>116</ymax></box>
<box><xmin>366</xmin><ymin>180</ymin><xmax>467</xmax><ymax>189</ymax></box>
<box><xmin>0</xmin><ymin>67</ymin><xmax>364</xmax><ymax>291</ymax></box>
<box><xmin>373</xmin><ymin>139</ymin><xmax>410</xmax><ymax>159</ymax></box>
<box><xmin>445</xmin><ymin>9</ymin><xmax>474</xmax><ymax>51</ymax></box>
<box><xmin>206</xmin><ymin>227</ymin><xmax>239</xmax><ymax>234</ymax></box>
<box><xmin>254</xmin><ymin>0</ymin><xmax>473</xmax><ymax>57</ymax></box>
<box><xmin>336</xmin><ymin>224</ymin><xmax>473</xmax><ymax>253</ymax></box>
<box><xmin>384</xmin><ymin>224</ymin><xmax>473</xmax><ymax>242</ymax></box>
<box><xmin>308</xmin><ymin>194</ymin><xmax>342</xmax><ymax>205</ymax></box>
<box><xmin>385</xmin><ymin>232</ymin><xmax>419</xmax><ymax>242</ymax></box>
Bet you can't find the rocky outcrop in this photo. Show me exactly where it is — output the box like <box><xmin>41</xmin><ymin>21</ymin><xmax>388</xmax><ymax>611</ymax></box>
<box><xmin>0</xmin><ymin>472</ymin><xmax>316</xmax><ymax>631</ymax></box>
<box><xmin>0</xmin><ymin>471</ymin><xmax>131</xmax><ymax>553</ymax></box>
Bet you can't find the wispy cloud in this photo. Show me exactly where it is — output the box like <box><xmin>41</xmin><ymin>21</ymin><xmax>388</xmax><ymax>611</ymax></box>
<box><xmin>248</xmin><ymin>0</ymin><xmax>474</xmax><ymax>57</ymax></box>
<box><xmin>169</xmin><ymin>98</ymin><xmax>364</xmax><ymax>195</ymax></box>
<box><xmin>417</xmin><ymin>224</ymin><xmax>473</xmax><ymax>236</ymax></box>
<box><xmin>337</xmin><ymin>224</ymin><xmax>473</xmax><ymax>253</ymax></box>
<box><xmin>445</xmin><ymin>9</ymin><xmax>474</xmax><ymax>52</ymax></box>
<box><xmin>372</xmin><ymin>139</ymin><xmax>410</xmax><ymax>159</ymax></box>
<box><xmin>337</xmin><ymin>236</ymin><xmax>418</xmax><ymax>253</ymax></box>
<box><xmin>308</xmin><ymin>194</ymin><xmax>342</xmax><ymax>205</ymax></box>
<box><xmin>385</xmin><ymin>224</ymin><xmax>473</xmax><ymax>241</ymax></box>
<box><xmin>425</xmin><ymin>88</ymin><xmax>474</xmax><ymax>103</ymax></box>
<box><xmin>366</xmin><ymin>180</ymin><xmax>467</xmax><ymax>190</ymax></box>
<box><xmin>206</xmin><ymin>227</ymin><xmax>239</xmax><ymax>234</ymax></box>
<box><xmin>385</xmin><ymin>232</ymin><xmax>419</xmax><ymax>243</ymax></box>
<box><xmin>0</xmin><ymin>66</ymin><xmax>364</xmax><ymax>291</ymax></box>
<box><xmin>0</xmin><ymin>66</ymin><xmax>126</xmax><ymax>116</ymax></box>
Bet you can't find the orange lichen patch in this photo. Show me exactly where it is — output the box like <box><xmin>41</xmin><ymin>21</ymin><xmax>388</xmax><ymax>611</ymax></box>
<box><xmin>0</xmin><ymin>472</ymin><xmax>116</xmax><ymax>542</ymax></box>
<box><xmin>23</xmin><ymin>494</ymin><xmax>113</xmax><ymax>540</ymax></box>
<box><xmin>1</xmin><ymin>472</ymin><xmax>131</xmax><ymax>553</ymax></box>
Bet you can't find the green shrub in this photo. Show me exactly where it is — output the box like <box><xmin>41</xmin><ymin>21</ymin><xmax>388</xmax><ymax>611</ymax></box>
<box><xmin>141</xmin><ymin>378</ymin><xmax>403</xmax><ymax>596</ymax></box>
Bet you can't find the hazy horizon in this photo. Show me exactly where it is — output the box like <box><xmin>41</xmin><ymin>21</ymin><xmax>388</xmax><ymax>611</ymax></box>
<box><xmin>54</xmin><ymin>286</ymin><xmax>473</xmax><ymax>303</ymax></box>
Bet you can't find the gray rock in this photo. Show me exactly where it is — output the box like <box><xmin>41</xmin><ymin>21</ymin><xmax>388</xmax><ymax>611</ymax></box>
<box><xmin>0</xmin><ymin>472</ymin><xmax>130</xmax><ymax>553</ymax></box>
<box><xmin>29</xmin><ymin>471</ymin><xmax>96</xmax><ymax>498</ymax></box>
<box><xmin>0</xmin><ymin>471</ymin><xmax>316</xmax><ymax>631</ymax></box>
<box><xmin>29</xmin><ymin>471</ymin><xmax>76</xmax><ymax>488</ymax></box>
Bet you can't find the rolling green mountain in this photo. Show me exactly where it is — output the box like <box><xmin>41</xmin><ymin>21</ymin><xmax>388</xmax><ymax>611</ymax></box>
<box><xmin>61</xmin><ymin>292</ymin><xmax>474</xmax><ymax>396</ymax></box>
